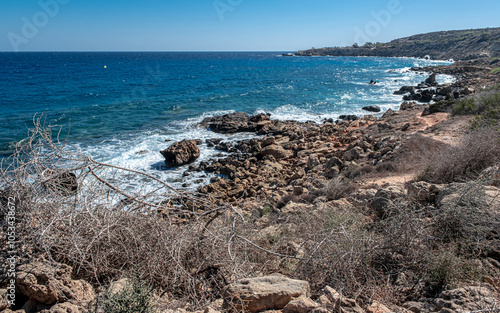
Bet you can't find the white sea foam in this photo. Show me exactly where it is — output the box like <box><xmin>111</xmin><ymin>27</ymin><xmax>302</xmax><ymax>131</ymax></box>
<box><xmin>78</xmin><ymin>109</ymin><xmax>263</xmax><ymax>192</ymax></box>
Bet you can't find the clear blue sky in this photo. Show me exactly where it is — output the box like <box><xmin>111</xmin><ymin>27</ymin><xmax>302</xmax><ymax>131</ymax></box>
<box><xmin>1</xmin><ymin>0</ymin><xmax>498</xmax><ymax>51</ymax></box>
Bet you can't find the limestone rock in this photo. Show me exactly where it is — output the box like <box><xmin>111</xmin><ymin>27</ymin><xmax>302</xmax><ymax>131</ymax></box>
<box><xmin>283</xmin><ymin>296</ymin><xmax>318</xmax><ymax>313</ymax></box>
<box><xmin>434</xmin><ymin>285</ymin><xmax>500</xmax><ymax>312</ymax></box>
<box><xmin>406</xmin><ymin>181</ymin><xmax>442</xmax><ymax>203</ymax></box>
<box><xmin>223</xmin><ymin>275</ymin><xmax>310</xmax><ymax>313</ymax></box>
<box><xmin>39</xmin><ymin>302</ymin><xmax>80</xmax><ymax>313</ymax></box>
<box><xmin>321</xmin><ymin>287</ymin><xmax>364</xmax><ymax>313</ymax></box>
<box><xmin>161</xmin><ymin>139</ymin><xmax>201</xmax><ymax>167</ymax></box>
<box><xmin>258</xmin><ymin>145</ymin><xmax>293</xmax><ymax>160</ymax></box>
<box><xmin>371</xmin><ymin>185</ymin><xmax>405</xmax><ymax>219</ymax></box>
<box><xmin>1</xmin><ymin>289</ymin><xmax>9</xmax><ymax>311</ymax></box>
<box><xmin>366</xmin><ymin>301</ymin><xmax>391</xmax><ymax>313</ymax></box>
<box><xmin>16</xmin><ymin>260</ymin><xmax>95</xmax><ymax>305</ymax></box>
<box><xmin>107</xmin><ymin>278</ymin><xmax>130</xmax><ymax>295</ymax></box>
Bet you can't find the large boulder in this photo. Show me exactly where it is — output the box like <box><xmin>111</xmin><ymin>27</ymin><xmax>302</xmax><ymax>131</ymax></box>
<box><xmin>394</xmin><ymin>86</ymin><xmax>415</xmax><ymax>95</ymax></box>
<box><xmin>405</xmin><ymin>181</ymin><xmax>443</xmax><ymax>203</ymax></box>
<box><xmin>362</xmin><ymin>105</ymin><xmax>381</xmax><ymax>113</ymax></box>
<box><xmin>434</xmin><ymin>286</ymin><xmax>500</xmax><ymax>312</ymax></box>
<box><xmin>160</xmin><ymin>139</ymin><xmax>201</xmax><ymax>167</ymax></box>
<box><xmin>40</xmin><ymin>302</ymin><xmax>81</xmax><ymax>313</ymax></box>
<box><xmin>371</xmin><ymin>185</ymin><xmax>405</xmax><ymax>219</ymax></box>
<box><xmin>258</xmin><ymin>145</ymin><xmax>293</xmax><ymax>160</ymax></box>
<box><xmin>16</xmin><ymin>260</ymin><xmax>95</xmax><ymax>306</ymax></box>
<box><xmin>435</xmin><ymin>183</ymin><xmax>500</xmax><ymax>258</ymax></box>
<box><xmin>322</xmin><ymin>286</ymin><xmax>364</xmax><ymax>313</ymax></box>
<box><xmin>223</xmin><ymin>275</ymin><xmax>310</xmax><ymax>313</ymax></box>
<box><xmin>283</xmin><ymin>296</ymin><xmax>318</xmax><ymax>313</ymax></box>
<box><xmin>198</xmin><ymin>113</ymin><xmax>270</xmax><ymax>134</ymax></box>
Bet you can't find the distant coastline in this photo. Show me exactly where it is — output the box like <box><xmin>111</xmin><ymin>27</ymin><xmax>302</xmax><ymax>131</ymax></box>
<box><xmin>294</xmin><ymin>27</ymin><xmax>500</xmax><ymax>61</ymax></box>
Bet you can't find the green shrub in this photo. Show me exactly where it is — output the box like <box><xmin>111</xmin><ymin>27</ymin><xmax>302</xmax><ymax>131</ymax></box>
<box><xmin>490</xmin><ymin>67</ymin><xmax>500</xmax><ymax>74</ymax></box>
<box><xmin>427</xmin><ymin>249</ymin><xmax>481</xmax><ymax>290</ymax></box>
<box><xmin>452</xmin><ymin>98</ymin><xmax>476</xmax><ymax>115</ymax></box>
<box><xmin>452</xmin><ymin>85</ymin><xmax>500</xmax><ymax>127</ymax></box>
<box><xmin>429</xmin><ymin>99</ymin><xmax>456</xmax><ymax>114</ymax></box>
<box><xmin>94</xmin><ymin>280</ymin><xmax>155</xmax><ymax>313</ymax></box>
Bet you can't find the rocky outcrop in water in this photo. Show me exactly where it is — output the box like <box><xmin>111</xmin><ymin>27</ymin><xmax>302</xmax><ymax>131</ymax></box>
<box><xmin>160</xmin><ymin>139</ymin><xmax>201</xmax><ymax>167</ymax></box>
<box><xmin>198</xmin><ymin>112</ymin><xmax>271</xmax><ymax>134</ymax></box>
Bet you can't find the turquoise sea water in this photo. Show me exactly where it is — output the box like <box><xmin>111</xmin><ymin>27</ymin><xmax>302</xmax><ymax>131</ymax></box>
<box><xmin>0</xmin><ymin>52</ymin><xmax>452</xmax><ymax>189</ymax></box>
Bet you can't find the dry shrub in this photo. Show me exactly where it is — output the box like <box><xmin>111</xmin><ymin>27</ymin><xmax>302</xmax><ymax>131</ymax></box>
<box><xmin>420</xmin><ymin>127</ymin><xmax>500</xmax><ymax>183</ymax></box>
<box><xmin>314</xmin><ymin>177</ymin><xmax>358</xmax><ymax>200</ymax></box>
<box><xmin>0</xmin><ymin>118</ymin><xmax>256</xmax><ymax>308</ymax></box>
<box><xmin>392</xmin><ymin>134</ymin><xmax>449</xmax><ymax>174</ymax></box>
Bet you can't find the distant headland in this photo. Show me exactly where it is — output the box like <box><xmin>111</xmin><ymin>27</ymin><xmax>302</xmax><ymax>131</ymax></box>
<box><xmin>295</xmin><ymin>27</ymin><xmax>500</xmax><ymax>61</ymax></box>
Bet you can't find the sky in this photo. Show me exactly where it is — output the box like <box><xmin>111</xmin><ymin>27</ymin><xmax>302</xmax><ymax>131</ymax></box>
<box><xmin>0</xmin><ymin>0</ymin><xmax>499</xmax><ymax>52</ymax></box>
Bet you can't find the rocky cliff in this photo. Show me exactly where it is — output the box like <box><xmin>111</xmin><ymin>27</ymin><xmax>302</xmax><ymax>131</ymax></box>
<box><xmin>295</xmin><ymin>27</ymin><xmax>500</xmax><ymax>60</ymax></box>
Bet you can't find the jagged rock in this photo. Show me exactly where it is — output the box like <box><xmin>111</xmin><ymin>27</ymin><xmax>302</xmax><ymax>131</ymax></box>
<box><xmin>425</xmin><ymin>73</ymin><xmax>437</xmax><ymax>85</ymax></box>
<box><xmin>371</xmin><ymin>185</ymin><xmax>405</xmax><ymax>219</ymax></box>
<box><xmin>343</xmin><ymin>147</ymin><xmax>363</xmax><ymax>161</ymax></box>
<box><xmin>16</xmin><ymin>260</ymin><xmax>95</xmax><ymax>305</ymax></box>
<box><xmin>322</xmin><ymin>286</ymin><xmax>364</xmax><ymax>313</ymax></box>
<box><xmin>40</xmin><ymin>302</ymin><xmax>80</xmax><ymax>313</ymax></box>
<box><xmin>160</xmin><ymin>139</ymin><xmax>201</xmax><ymax>167</ymax></box>
<box><xmin>394</xmin><ymin>86</ymin><xmax>415</xmax><ymax>95</ymax></box>
<box><xmin>381</xmin><ymin>109</ymin><xmax>396</xmax><ymax>118</ymax></box>
<box><xmin>434</xmin><ymin>286</ymin><xmax>500</xmax><ymax>312</ymax></box>
<box><xmin>283</xmin><ymin>296</ymin><xmax>318</xmax><ymax>313</ymax></box>
<box><xmin>198</xmin><ymin>113</ymin><xmax>270</xmax><ymax>134</ymax></box>
<box><xmin>406</xmin><ymin>181</ymin><xmax>442</xmax><ymax>203</ymax></box>
<box><xmin>402</xmin><ymin>301</ymin><xmax>435</xmax><ymax>313</ymax></box>
<box><xmin>258</xmin><ymin>145</ymin><xmax>293</xmax><ymax>160</ymax></box>
<box><xmin>362</xmin><ymin>105</ymin><xmax>381</xmax><ymax>113</ymax></box>
<box><xmin>310</xmin><ymin>308</ymin><xmax>330</xmax><ymax>313</ymax></box>
<box><xmin>365</xmin><ymin>301</ymin><xmax>391</xmax><ymax>313</ymax></box>
<box><xmin>22</xmin><ymin>298</ymin><xmax>50</xmax><ymax>312</ymax></box>
<box><xmin>399</xmin><ymin>101</ymin><xmax>418</xmax><ymax>110</ymax></box>
<box><xmin>223</xmin><ymin>275</ymin><xmax>310</xmax><ymax>313</ymax></box>
<box><xmin>0</xmin><ymin>289</ymin><xmax>9</xmax><ymax>311</ymax></box>
<box><xmin>338</xmin><ymin>115</ymin><xmax>358</xmax><ymax>121</ymax></box>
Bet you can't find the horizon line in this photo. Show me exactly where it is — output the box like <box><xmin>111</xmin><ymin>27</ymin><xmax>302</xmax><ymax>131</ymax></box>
<box><xmin>0</xmin><ymin>50</ymin><xmax>296</xmax><ymax>53</ymax></box>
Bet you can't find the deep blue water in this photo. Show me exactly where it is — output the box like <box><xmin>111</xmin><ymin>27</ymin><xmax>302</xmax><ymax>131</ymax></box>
<box><xmin>0</xmin><ymin>52</ymin><xmax>452</xmax><ymax>189</ymax></box>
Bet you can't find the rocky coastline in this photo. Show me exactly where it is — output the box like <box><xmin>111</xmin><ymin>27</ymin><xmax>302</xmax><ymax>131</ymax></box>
<box><xmin>152</xmin><ymin>61</ymin><xmax>499</xmax><ymax>311</ymax></box>
<box><xmin>2</xmin><ymin>57</ymin><xmax>499</xmax><ymax>313</ymax></box>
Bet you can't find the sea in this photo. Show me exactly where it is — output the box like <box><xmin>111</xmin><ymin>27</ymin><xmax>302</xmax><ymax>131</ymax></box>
<box><xmin>0</xmin><ymin>52</ymin><xmax>453</xmax><ymax>190</ymax></box>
